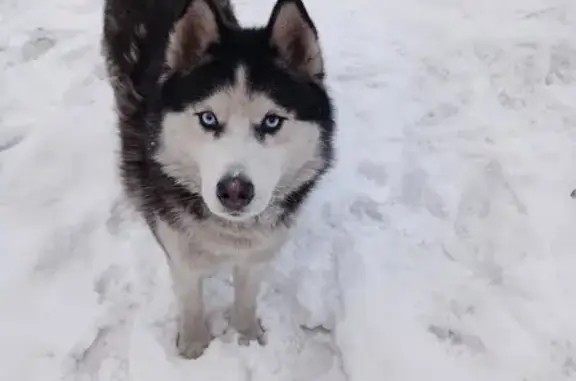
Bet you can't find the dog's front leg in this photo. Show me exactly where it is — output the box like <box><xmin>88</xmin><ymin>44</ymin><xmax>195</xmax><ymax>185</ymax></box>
<box><xmin>155</xmin><ymin>221</ymin><xmax>213</xmax><ymax>359</ymax></box>
<box><xmin>170</xmin><ymin>263</ymin><xmax>213</xmax><ymax>359</ymax></box>
<box><xmin>231</xmin><ymin>263</ymin><xmax>267</xmax><ymax>346</ymax></box>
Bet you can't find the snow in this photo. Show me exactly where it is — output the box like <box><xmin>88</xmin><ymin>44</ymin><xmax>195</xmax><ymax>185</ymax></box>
<box><xmin>1</xmin><ymin>0</ymin><xmax>576</xmax><ymax>379</ymax></box>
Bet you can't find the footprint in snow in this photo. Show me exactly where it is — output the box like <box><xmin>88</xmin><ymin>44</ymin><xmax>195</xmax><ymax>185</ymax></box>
<box><xmin>0</xmin><ymin>135</ymin><xmax>25</xmax><ymax>153</ymax></box>
<box><xmin>428</xmin><ymin>324</ymin><xmax>486</xmax><ymax>354</ymax></box>
<box><xmin>357</xmin><ymin>161</ymin><xmax>388</xmax><ymax>186</ymax></box>
<box><xmin>21</xmin><ymin>28</ymin><xmax>56</xmax><ymax>62</ymax></box>
<box><xmin>400</xmin><ymin>167</ymin><xmax>448</xmax><ymax>219</ymax></box>
<box><xmin>349</xmin><ymin>196</ymin><xmax>388</xmax><ymax>225</ymax></box>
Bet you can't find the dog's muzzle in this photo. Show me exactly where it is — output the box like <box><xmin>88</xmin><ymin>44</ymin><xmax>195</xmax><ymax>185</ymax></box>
<box><xmin>216</xmin><ymin>174</ymin><xmax>255</xmax><ymax>212</ymax></box>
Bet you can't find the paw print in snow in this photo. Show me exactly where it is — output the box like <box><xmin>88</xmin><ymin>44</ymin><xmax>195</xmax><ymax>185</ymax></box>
<box><xmin>357</xmin><ymin>161</ymin><xmax>387</xmax><ymax>186</ymax></box>
<box><xmin>349</xmin><ymin>196</ymin><xmax>388</xmax><ymax>224</ymax></box>
<box><xmin>21</xmin><ymin>28</ymin><xmax>56</xmax><ymax>62</ymax></box>
<box><xmin>546</xmin><ymin>42</ymin><xmax>576</xmax><ymax>85</ymax></box>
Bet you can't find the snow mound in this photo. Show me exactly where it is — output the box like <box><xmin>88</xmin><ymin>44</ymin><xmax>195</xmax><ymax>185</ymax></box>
<box><xmin>1</xmin><ymin>0</ymin><xmax>576</xmax><ymax>380</ymax></box>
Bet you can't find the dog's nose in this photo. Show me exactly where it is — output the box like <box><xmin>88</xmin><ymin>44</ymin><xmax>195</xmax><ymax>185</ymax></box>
<box><xmin>216</xmin><ymin>174</ymin><xmax>255</xmax><ymax>211</ymax></box>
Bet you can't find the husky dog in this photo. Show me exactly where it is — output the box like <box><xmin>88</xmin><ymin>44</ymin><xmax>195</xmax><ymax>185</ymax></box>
<box><xmin>102</xmin><ymin>0</ymin><xmax>335</xmax><ymax>359</ymax></box>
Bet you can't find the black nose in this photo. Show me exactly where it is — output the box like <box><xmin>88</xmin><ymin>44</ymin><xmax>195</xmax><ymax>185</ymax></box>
<box><xmin>216</xmin><ymin>174</ymin><xmax>255</xmax><ymax>211</ymax></box>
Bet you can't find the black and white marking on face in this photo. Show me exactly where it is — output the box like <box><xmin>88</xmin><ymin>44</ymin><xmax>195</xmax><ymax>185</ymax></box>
<box><xmin>152</xmin><ymin>0</ymin><xmax>335</xmax><ymax>221</ymax></box>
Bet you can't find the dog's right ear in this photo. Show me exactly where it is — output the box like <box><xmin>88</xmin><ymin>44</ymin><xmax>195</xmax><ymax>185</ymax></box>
<box><xmin>166</xmin><ymin>0</ymin><xmax>222</xmax><ymax>72</ymax></box>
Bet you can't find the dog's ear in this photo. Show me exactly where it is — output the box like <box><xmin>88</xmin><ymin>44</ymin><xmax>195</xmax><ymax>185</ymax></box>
<box><xmin>266</xmin><ymin>0</ymin><xmax>324</xmax><ymax>80</ymax></box>
<box><xmin>166</xmin><ymin>0</ymin><xmax>222</xmax><ymax>71</ymax></box>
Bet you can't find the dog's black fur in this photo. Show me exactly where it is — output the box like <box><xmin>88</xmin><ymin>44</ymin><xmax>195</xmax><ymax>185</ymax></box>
<box><xmin>101</xmin><ymin>0</ymin><xmax>335</xmax><ymax>228</ymax></box>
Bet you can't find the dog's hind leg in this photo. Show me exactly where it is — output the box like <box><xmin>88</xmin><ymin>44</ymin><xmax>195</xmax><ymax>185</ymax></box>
<box><xmin>231</xmin><ymin>263</ymin><xmax>267</xmax><ymax>346</ymax></box>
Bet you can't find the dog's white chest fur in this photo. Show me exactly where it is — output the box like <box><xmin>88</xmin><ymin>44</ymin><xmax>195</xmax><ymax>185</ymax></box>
<box><xmin>155</xmin><ymin>215</ymin><xmax>289</xmax><ymax>270</ymax></box>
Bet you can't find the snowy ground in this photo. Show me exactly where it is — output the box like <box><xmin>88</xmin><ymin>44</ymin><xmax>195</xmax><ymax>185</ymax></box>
<box><xmin>1</xmin><ymin>0</ymin><xmax>576</xmax><ymax>380</ymax></box>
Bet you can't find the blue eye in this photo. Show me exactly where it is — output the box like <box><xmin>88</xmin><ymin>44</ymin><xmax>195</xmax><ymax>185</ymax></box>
<box><xmin>260</xmin><ymin>114</ymin><xmax>285</xmax><ymax>131</ymax></box>
<box><xmin>197</xmin><ymin>111</ymin><xmax>219</xmax><ymax>129</ymax></box>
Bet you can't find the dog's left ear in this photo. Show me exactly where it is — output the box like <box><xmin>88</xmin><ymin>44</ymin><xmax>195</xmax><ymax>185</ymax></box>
<box><xmin>266</xmin><ymin>0</ymin><xmax>324</xmax><ymax>80</ymax></box>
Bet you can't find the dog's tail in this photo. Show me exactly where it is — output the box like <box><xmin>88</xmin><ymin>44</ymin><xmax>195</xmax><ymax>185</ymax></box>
<box><xmin>102</xmin><ymin>0</ymin><xmax>184</xmax><ymax>116</ymax></box>
<box><xmin>101</xmin><ymin>0</ymin><xmax>237</xmax><ymax>116</ymax></box>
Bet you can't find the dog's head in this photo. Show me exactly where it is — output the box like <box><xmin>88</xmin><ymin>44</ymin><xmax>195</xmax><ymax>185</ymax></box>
<box><xmin>155</xmin><ymin>0</ymin><xmax>334</xmax><ymax>222</ymax></box>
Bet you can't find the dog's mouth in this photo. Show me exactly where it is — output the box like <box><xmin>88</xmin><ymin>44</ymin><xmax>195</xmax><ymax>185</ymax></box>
<box><xmin>215</xmin><ymin>207</ymin><xmax>262</xmax><ymax>222</ymax></box>
<box><xmin>223</xmin><ymin>209</ymin><xmax>246</xmax><ymax>219</ymax></box>
<box><xmin>205</xmin><ymin>199</ymin><xmax>273</xmax><ymax>223</ymax></box>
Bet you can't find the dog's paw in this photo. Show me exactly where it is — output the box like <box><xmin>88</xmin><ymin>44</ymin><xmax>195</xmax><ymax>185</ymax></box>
<box><xmin>176</xmin><ymin>324</ymin><xmax>213</xmax><ymax>359</ymax></box>
<box><xmin>235</xmin><ymin>318</ymin><xmax>267</xmax><ymax>347</ymax></box>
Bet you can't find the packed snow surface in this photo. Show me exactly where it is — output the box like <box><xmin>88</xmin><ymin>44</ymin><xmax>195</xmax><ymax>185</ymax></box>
<box><xmin>1</xmin><ymin>0</ymin><xmax>576</xmax><ymax>380</ymax></box>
